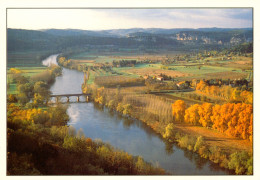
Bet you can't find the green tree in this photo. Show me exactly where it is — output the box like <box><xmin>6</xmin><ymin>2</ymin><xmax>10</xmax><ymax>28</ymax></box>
<box><xmin>122</xmin><ymin>104</ymin><xmax>132</xmax><ymax>115</ymax></box>
<box><xmin>228</xmin><ymin>151</ymin><xmax>251</xmax><ymax>175</ymax></box>
<box><xmin>48</xmin><ymin>104</ymin><xmax>70</xmax><ymax>126</ymax></box>
<box><xmin>163</xmin><ymin>123</ymin><xmax>175</xmax><ymax>140</ymax></box>
<box><xmin>193</xmin><ymin>136</ymin><xmax>204</xmax><ymax>152</ymax></box>
<box><xmin>17</xmin><ymin>93</ymin><xmax>29</xmax><ymax>105</ymax></box>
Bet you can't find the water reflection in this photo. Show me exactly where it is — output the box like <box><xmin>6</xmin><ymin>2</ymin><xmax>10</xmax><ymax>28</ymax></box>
<box><xmin>88</xmin><ymin>103</ymin><xmax>233</xmax><ymax>175</ymax></box>
<box><xmin>46</xmin><ymin>53</ymin><xmax>233</xmax><ymax>175</ymax></box>
<box><xmin>164</xmin><ymin>141</ymin><xmax>175</xmax><ymax>155</ymax></box>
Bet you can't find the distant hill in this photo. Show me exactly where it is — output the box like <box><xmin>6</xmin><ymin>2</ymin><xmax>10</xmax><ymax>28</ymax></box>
<box><xmin>41</xmin><ymin>27</ymin><xmax>252</xmax><ymax>37</ymax></box>
<box><xmin>8</xmin><ymin>28</ymin><xmax>253</xmax><ymax>52</ymax></box>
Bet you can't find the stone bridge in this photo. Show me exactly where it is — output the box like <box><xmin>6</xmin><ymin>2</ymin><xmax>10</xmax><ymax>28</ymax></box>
<box><xmin>50</xmin><ymin>93</ymin><xmax>91</xmax><ymax>103</ymax></box>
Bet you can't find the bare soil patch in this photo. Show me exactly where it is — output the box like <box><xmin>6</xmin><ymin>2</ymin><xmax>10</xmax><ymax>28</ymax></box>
<box><xmin>204</xmin><ymin>71</ymin><xmax>247</xmax><ymax>79</ymax></box>
<box><xmin>125</xmin><ymin>68</ymin><xmax>190</xmax><ymax>77</ymax></box>
<box><xmin>71</xmin><ymin>59</ymin><xmax>96</xmax><ymax>63</ymax></box>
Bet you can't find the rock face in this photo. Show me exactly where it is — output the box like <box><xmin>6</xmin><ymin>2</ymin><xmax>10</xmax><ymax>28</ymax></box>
<box><xmin>174</xmin><ymin>31</ymin><xmax>250</xmax><ymax>45</ymax></box>
<box><xmin>127</xmin><ymin>29</ymin><xmax>252</xmax><ymax>47</ymax></box>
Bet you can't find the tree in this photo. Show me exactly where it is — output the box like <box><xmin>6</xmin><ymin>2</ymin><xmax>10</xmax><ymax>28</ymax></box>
<box><xmin>193</xmin><ymin>136</ymin><xmax>204</xmax><ymax>152</ymax></box>
<box><xmin>231</xmin><ymin>88</ymin><xmax>242</xmax><ymax>102</ymax></box>
<box><xmin>18</xmin><ymin>83</ymin><xmax>33</xmax><ymax>97</ymax></box>
<box><xmin>7</xmin><ymin>94</ymin><xmax>17</xmax><ymax>103</ymax></box>
<box><xmin>228</xmin><ymin>151</ymin><xmax>251</xmax><ymax>175</ymax></box>
<box><xmin>122</xmin><ymin>104</ymin><xmax>132</xmax><ymax>115</ymax></box>
<box><xmin>33</xmin><ymin>81</ymin><xmax>50</xmax><ymax>104</ymax></box>
<box><xmin>172</xmin><ymin>100</ymin><xmax>186</xmax><ymax>122</ymax></box>
<box><xmin>184</xmin><ymin>104</ymin><xmax>200</xmax><ymax>125</ymax></box>
<box><xmin>240</xmin><ymin>91</ymin><xmax>253</xmax><ymax>104</ymax></box>
<box><xmin>17</xmin><ymin>93</ymin><xmax>29</xmax><ymax>105</ymax></box>
<box><xmin>116</xmin><ymin>103</ymin><xmax>124</xmax><ymax>113</ymax></box>
<box><xmin>198</xmin><ymin>103</ymin><xmax>213</xmax><ymax>127</ymax></box>
<box><xmin>163</xmin><ymin>123</ymin><xmax>175</xmax><ymax>140</ymax></box>
<box><xmin>48</xmin><ymin>104</ymin><xmax>70</xmax><ymax>126</ymax></box>
<box><xmin>196</xmin><ymin>80</ymin><xmax>207</xmax><ymax>91</ymax></box>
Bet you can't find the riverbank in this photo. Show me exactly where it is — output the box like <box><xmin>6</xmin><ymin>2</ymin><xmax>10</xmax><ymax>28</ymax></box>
<box><xmin>7</xmin><ymin>55</ymin><xmax>166</xmax><ymax>175</ymax></box>
<box><xmin>57</xmin><ymin>55</ymin><xmax>252</xmax><ymax>175</ymax></box>
<box><xmin>86</xmin><ymin>85</ymin><xmax>252</xmax><ymax>175</ymax></box>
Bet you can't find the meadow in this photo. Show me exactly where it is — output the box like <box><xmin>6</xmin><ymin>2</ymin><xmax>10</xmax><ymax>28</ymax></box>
<box><xmin>8</xmin><ymin>51</ymin><xmax>56</xmax><ymax>67</ymax></box>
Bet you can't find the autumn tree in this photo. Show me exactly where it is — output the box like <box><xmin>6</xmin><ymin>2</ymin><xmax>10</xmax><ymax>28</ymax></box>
<box><xmin>198</xmin><ymin>103</ymin><xmax>213</xmax><ymax>127</ymax></box>
<box><xmin>196</xmin><ymin>80</ymin><xmax>207</xmax><ymax>91</ymax></box>
<box><xmin>240</xmin><ymin>90</ymin><xmax>253</xmax><ymax>104</ymax></box>
<box><xmin>172</xmin><ymin>100</ymin><xmax>186</xmax><ymax>122</ymax></box>
<box><xmin>184</xmin><ymin>104</ymin><xmax>200</xmax><ymax>125</ymax></box>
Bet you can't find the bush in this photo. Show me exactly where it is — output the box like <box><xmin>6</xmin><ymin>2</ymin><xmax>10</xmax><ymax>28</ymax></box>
<box><xmin>8</xmin><ymin>94</ymin><xmax>17</xmax><ymax>103</ymax></box>
<box><xmin>116</xmin><ymin>103</ymin><xmax>124</xmax><ymax>113</ymax></box>
<box><xmin>193</xmin><ymin>136</ymin><xmax>204</xmax><ymax>152</ymax></box>
<box><xmin>198</xmin><ymin>145</ymin><xmax>210</xmax><ymax>159</ymax></box>
<box><xmin>163</xmin><ymin>123</ymin><xmax>175</xmax><ymax>141</ymax></box>
<box><xmin>122</xmin><ymin>104</ymin><xmax>132</xmax><ymax>115</ymax></box>
<box><xmin>177</xmin><ymin>135</ymin><xmax>196</xmax><ymax>150</ymax></box>
<box><xmin>228</xmin><ymin>151</ymin><xmax>252</xmax><ymax>175</ymax></box>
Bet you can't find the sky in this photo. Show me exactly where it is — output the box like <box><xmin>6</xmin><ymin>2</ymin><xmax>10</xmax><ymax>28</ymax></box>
<box><xmin>7</xmin><ymin>8</ymin><xmax>253</xmax><ymax>30</ymax></box>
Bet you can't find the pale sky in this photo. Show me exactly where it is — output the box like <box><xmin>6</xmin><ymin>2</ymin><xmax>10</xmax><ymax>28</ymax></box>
<box><xmin>7</xmin><ymin>9</ymin><xmax>252</xmax><ymax>30</ymax></box>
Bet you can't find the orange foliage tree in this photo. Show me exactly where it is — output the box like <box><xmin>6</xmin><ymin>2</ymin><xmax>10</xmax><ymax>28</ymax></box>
<box><xmin>184</xmin><ymin>104</ymin><xmax>200</xmax><ymax>125</ymax></box>
<box><xmin>172</xmin><ymin>100</ymin><xmax>186</xmax><ymax>122</ymax></box>
<box><xmin>198</xmin><ymin>103</ymin><xmax>213</xmax><ymax>127</ymax></box>
<box><xmin>172</xmin><ymin>102</ymin><xmax>253</xmax><ymax>141</ymax></box>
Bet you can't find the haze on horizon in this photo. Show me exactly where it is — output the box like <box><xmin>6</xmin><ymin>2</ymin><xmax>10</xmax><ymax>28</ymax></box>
<box><xmin>7</xmin><ymin>9</ymin><xmax>252</xmax><ymax>30</ymax></box>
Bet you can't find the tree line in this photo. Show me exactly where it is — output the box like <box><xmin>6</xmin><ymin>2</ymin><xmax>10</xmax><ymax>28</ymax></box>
<box><xmin>172</xmin><ymin>100</ymin><xmax>252</xmax><ymax>141</ymax></box>
<box><xmin>196</xmin><ymin>80</ymin><xmax>253</xmax><ymax>104</ymax></box>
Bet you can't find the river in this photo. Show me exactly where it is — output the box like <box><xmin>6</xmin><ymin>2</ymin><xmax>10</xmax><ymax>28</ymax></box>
<box><xmin>43</xmin><ymin>54</ymin><xmax>232</xmax><ymax>175</ymax></box>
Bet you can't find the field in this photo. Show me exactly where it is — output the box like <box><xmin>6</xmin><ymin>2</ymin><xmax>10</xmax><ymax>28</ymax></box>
<box><xmin>7</xmin><ymin>67</ymin><xmax>47</xmax><ymax>94</ymax></box>
<box><xmin>69</xmin><ymin>50</ymin><xmax>252</xmax><ymax>83</ymax></box>
<box><xmin>8</xmin><ymin>83</ymin><xmax>18</xmax><ymax>94</ymax></box>
<box><xmin>123</xmin><ymin>66</ymin><xmax>189</xmax><ymax>78</ymax></box>
<box><xmin>7</xmin><ymin>48</ymin><xmax>253</xmax><ymax>175</ymax></box>
<box><xmin>8</xmin><ymin>51</ymin><xmax>55</xmax><ymax>67</ymax></box>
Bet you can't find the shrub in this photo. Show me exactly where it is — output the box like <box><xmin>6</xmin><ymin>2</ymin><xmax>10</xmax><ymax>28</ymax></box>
<box><xmin>228</xmin><ymin>151</ymin><xmax>252</xmax><ymax>175</ymax></box>
<box><xmin>193</xmin><ymin>136</ymin><xmax>204</xmax><ymax>152</ymax></box>
<box><xmin>178</xmin><ymin>135</ymin><xmax>196</xmax><ymax>150</ymax></box>
<box><xmin>163</xmin><ymin>123</ymin><xmax>175</xmax><ymax>140</ymax></box>
<box><xmin>198</xmin><ymin>145</ymin><xmax>210</xmax><ymax>159</ymax></box>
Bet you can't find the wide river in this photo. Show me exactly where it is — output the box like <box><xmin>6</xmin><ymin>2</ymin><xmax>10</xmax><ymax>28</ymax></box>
<box><xmin>44</xmin><ymin>54</ymin><xmax>232</xmax><ymax>175</ymax></box>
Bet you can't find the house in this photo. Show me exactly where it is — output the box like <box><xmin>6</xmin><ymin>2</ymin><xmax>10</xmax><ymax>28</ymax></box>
<box><xmin>143</xmin><ymin>75</ymin><xmax>149</xmax><ymax>80</ymax></box>
<box><xmin>157</xmin><ymin>76</ymin><xmax>164</xmax><ymax>81</ymax></box>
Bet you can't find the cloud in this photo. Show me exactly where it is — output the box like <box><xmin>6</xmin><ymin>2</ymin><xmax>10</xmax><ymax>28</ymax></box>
<box><xmin>7</xmin><ymin>8</ymin><xmax>252</xmax><ymax>30</ymax></box>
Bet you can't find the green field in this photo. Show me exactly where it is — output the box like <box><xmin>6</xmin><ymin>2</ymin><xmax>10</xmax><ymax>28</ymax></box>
<box><xmin>7</xmin><ymin>83</ymin><xmax>18</xmax><ymax>94</ymax></box>
<box><xmin>7</xmin><ymin>67</ymin><xmax>48</xmax><ymax>94</ymax></box>
<box><xmin>8</xmin><ymin>51</ymin><xmax>55</xmax><ymax>67</ymax></box>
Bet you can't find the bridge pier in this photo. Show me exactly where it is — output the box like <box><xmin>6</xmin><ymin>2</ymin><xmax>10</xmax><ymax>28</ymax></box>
<box><xmin>77</xmin><ymin>96</ymin><xmax>80</xmax><ymax>102</ymax></box>
<box><xmin>67</xmin><ymin>96</ymin><xmax>69</xmax><ymax>102</ymax></box>
<box><xmin>56</xmin><ymin>96</ymin><xmax>59</xmax><ymax>103</ymax></box>
<box><xmin>86</xmin><ymin>96</ymin><xmax>89</xmax><ymax>102</ymax></box>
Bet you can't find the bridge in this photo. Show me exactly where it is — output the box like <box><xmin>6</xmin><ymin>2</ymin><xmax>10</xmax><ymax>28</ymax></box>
<box><xmin>50</xmin><ymin>93</ymin><xmax>91</xmax><ymax>103</ymax></box>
